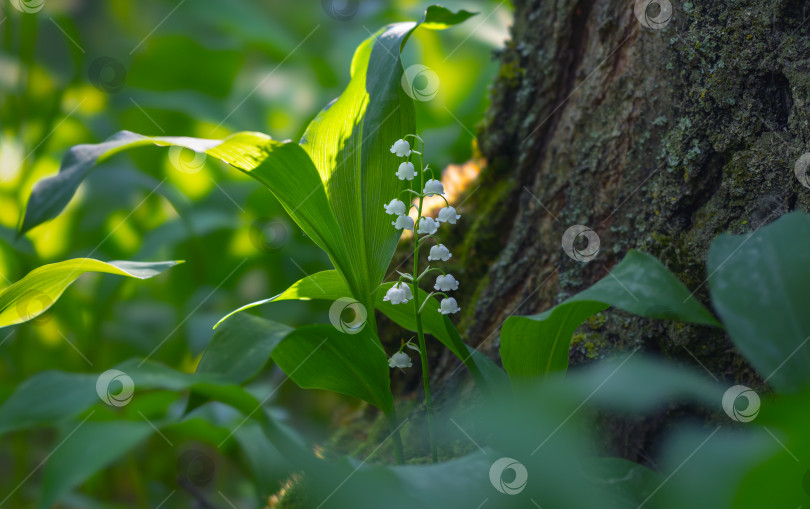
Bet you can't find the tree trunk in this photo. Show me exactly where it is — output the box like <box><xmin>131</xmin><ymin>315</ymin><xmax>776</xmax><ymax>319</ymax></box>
<box><xmin>426</xmin><ymin>0</ymin><xmax>810</xmax><ymax>462</ymax></box>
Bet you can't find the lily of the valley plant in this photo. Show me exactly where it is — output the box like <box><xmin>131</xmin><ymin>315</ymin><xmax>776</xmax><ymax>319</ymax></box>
<box><xmin>384</xmin><ymin>135</ymin><xmax>461</xmax><ymax>463</ymax></box>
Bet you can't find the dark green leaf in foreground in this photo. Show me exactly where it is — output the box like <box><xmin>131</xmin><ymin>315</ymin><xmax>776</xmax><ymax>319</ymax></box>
<box><xmin>708</xmin><ymin>211</ymin><xmax>810</xmax><ymax>393</ymax></box>
<box><xmin>215</xmin><ymin>270</ymin><xmax>506</xmax><ymax>391</ymax></box>
<box><xmin>500</xmin><ymin>250</ymin><xmax>721</xmax><ymax>379</ymax></box>
<box><xmin>271</xmin><ymin>324</ymin><xmax>393</xmax><ymax>412</ymax></box>
<box><xmin>39</xmin><ymin>420</ymin><xmax>153</xmax><ymax>509</ymax></box>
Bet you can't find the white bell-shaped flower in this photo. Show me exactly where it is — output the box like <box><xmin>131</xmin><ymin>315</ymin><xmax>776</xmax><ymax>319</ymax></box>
<box><xmin>427</xmin><ymin>243</ymin><xmax>452</xmax><ymax>261</ymax></box>
<box><xmin>383</xmin><ymin>282</ymin><xmax>413</xmax><ymax>305</ymax></box>
<box><xmin>384</xmin><ymin>198</ymin><xmax>407</xmax><ymax>216</ymax></box>
<box><xmin>423</xmin><ymin>179</ymin><xmax>444</xmax><ymax>196</ymax></box>
<box><xmin>396</xmin><ymin>161</ymin><xmax>417</xmax><ymax>181</ymax></box>
<box><xmin>417</xmin><ymin>217</ymin><xmax>439</xmax><ymax>235</ymax></box>
<box><xmin>437</xmin><ymin>206</ymin><xmax>461</xmax><ymax>224</ymax></box>
<box><xmin>439</xmin><ymin>297</ymin><xmax>460</xmax><ymax>315</ymax></box>
<box><xmin>390</xmin><ymin>139</ymin><xmax>411</xmax><ymax>157</ymax></box>
<box><xmin>392</xmin><ymin>214</ymin><xmax>414</xmax><ymax>231</ymax></box>
<box><xmin>434</xmin><ymin>274</ymin><xmax>459</xmax><ymax>292</ymax></box>
<box><xmin>388</xmin><ymin>351</ymin><xmax>413</xmax><ymax>369</ymax></box>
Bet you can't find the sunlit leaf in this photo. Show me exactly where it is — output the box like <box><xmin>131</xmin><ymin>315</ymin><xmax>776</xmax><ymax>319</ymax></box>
<box><xmin>500</xmin><ymin>250</ymin><xmax>721</xmax><ymax>379</ymax></box>
<box><xmin>0</xmin><ymin>258</ymin><xmax>181</xmax><ymax>328</ymax></box>
<box><xmin>299</xmin><ymin>6</ymin><xmax>475</xmax><ymax>317</ymax></box>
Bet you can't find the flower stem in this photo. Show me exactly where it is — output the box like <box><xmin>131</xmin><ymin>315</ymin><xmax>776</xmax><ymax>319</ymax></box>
<box><xmin>412</xmin><ymin>143</ymin><xmax>438</xmax><ymax>464</ymax></box>
<box><xmin>387</xmin><ymin>408</ymin><xmax>405</xmax><ymax>464</ymax></box>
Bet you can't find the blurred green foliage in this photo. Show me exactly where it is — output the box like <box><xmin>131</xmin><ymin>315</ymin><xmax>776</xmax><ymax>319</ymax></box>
<box><xmin>0</xmin><ymin>0</ymin><xmax>511</xmax><ymax>505</ymax></box>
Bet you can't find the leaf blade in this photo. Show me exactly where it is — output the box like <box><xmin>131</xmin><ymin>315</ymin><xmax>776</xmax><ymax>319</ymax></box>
<box><xmin>0</xmin><ymin>258</ymin><xmax>181</xmax><ymax>327</ymax></box>
<box><xmin>270</xmin><ymin>324</ymin><xmax>393</xmax><ymax>412</ymax></box>
<box><xmin>501</xmin><ymin>250</ymin><xmax>720</xmax><ymax>379</ymax></box>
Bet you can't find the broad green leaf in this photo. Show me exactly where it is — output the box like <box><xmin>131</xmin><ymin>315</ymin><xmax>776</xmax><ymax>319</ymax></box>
<box><xmin>234</xmin><ymin>422</ymin><xmax>293</xmax><ymax>491</ymax></box>
<box><xmin>19</xmin><ymin>131</ymin><xmax>360</xmax><ymax>301</ymax></box>
<box><xmin>271</xmin><ymin>324</ymin><xmax>393</xmax><ymax>413</ymax></box>
<box><xmin>39</xmin><ymin>420</ymin><xmax>153</xmax><ymax>509</ymax></box>
<box><xmin>0</xmin><ymin>258</ymin><xmax>180</xmax><ymax>327</ymax></box>
<box><xmin>196</xmin><ymin>312</ymin><xmax>293</xmax><ymax>384</ymax></box>
<box><xmin>299</xmin><ymin>7</ymin><xmax>474</xmax><ymax>316</ymax></box>
<box><xmin>216</xmin><ymin>270</ymin><xmax>504</xmax><ymax>391</ymax></box>
<box><xmin>0</xmin><ymin>359</ymin><xmax>316</xmax><ymax>469</ymax></box>
<box><xmin>501</xmin><ymin>250</ymin><xmax>721</xmax><ymax>379</ymax></box>
<box><xmin>708</xmin><ymin>212</ymin><xmax>810</xmax><ymax>393</ymax></box>
<box><xmin>0</xmin><ymin>371</ymin><xmax>97</xmax><ymax>435</ymax></box>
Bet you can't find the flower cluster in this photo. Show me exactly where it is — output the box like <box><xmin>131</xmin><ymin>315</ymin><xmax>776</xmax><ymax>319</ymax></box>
<box><xmin>383</xmin><ymin>136</ymin><xmax>463</xmax><ymax>368</ymax></box>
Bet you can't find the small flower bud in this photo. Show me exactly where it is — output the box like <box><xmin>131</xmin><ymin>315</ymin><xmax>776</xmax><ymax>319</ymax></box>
<box><xmin>383</xmin><ymin>282</ymin><xmax>413</xmax><ymax>305</ymax></box>
<box><xmin>396</xmin><ymin>161</ymin><xmax>417</xmax><ymax>181</ymax></box>
<box><xmin>392</xmin><ymin>214</ymin><xmax>415</xmax><ymax>231</ymax></box>
<box><xmin>384</xmin><ymin>198</ymin><xmax>407</xmax><ymax>215</ymax></box>
<box><xmin>434</xmin><ymin>274</ymin><xmax>459</xmax><ymax>291</ymax></box>
<box><xmin>417</xmin><ymin>217</ymin><xmax>439</xmax><ymax>235</ymax></box>
<box><xmin>427</xmin><ymin>243</ymin><xmax>452</xmax><ymax>262</ymax></box>
<box><xmin>423</xmin><ymin>179</ymin><xmax>444</xmax><ymax>196</ymax></box>
<box><xmin>390</xmin><ymin>139</ymin><xmax>411</xmax><ymax>157</ymax></box>
<box><xmin>438</xmin><ymin>297</ymin><xmax>460</xmax><ymax>315</ymax></box>
<box><xmin>437</xmin><ymin>206</ymin><xmax>461</xmax><ymax>224</ymax></box>
<box><xmin>388</xmin><ymin>351</ymin><xmax>413</xmax><ymax>369</ymax></box>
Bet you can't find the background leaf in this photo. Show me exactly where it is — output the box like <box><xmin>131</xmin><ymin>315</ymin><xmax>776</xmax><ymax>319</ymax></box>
<box><xmin>39</xmin><ymin>420</ymin><xmax>153</xmax><ymax>509</ymax></box>
<box><xmin>196</xmin><ymin>312</ymin><xmax>292</xmax><ymax>384</ymax></box>
<box><xmin>500</xmin><ymin>250</ymin><xmax>720</xmax><ymax>379</ymax></box>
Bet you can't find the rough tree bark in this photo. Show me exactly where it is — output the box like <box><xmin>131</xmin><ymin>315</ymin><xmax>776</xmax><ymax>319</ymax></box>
<box><xmin>413</xmin><ymin>0</ymin><xmax>810</xmax><ymax>463</ymax></box>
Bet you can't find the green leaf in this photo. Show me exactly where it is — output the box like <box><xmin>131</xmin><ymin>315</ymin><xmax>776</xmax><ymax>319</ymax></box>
<box><xmin>420</xmin><ymin>5</ymin><xmax>478</xmax><ymax>29</ymax></box>
<box><xmin>19</xmin><ymin>131</ymin><xmax>360</xmax><ymax>300</ymax></box>
<box><xmin>217</xmin><ymin>270</ymin><xmax>505</xmax><ymax>391</ymax></box>
<box><xmin>39</xmin><ymin>420</ymin><xmax>153</xmax><ymax>509</ymax></box>
<box><xmin>271</xmin><ymin>324</ymin><xmax>393</xmax><ymax>412</ymax></box>
<box><xmin>501</xmin><ymin>250</ymin><xmax>721</xmax><ymax>379</ymax></box>
<box><xmin>0</xmin><ymin>258</ymin><xmax>181</xmax><ymax>328</ymax></box>
<box><xmin>0</xmin><ymin>371</ymin><xmax>97</xmax><ymax>435</ymax></box>
<box><xmin>299</xmin><ymin>7</ymin><xmax>474</xmax><ymax>315</ymax></box>
<box><xmin>708</xmin><ymin>212</ymin><xmax>810</xmax><ymax>393</ymax></box>
<box><xmin>197</xmin><ymin>312</ymin><xmax>293</xmax><ymax>384</ymax></box>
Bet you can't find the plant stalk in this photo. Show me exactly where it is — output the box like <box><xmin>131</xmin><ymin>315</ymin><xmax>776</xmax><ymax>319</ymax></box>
<box><xmin>412</xmin><ymin>145</ymin><xmax>438</xmax><ymax>463</ymax></box>
<box><xmin>387</xmin><ymin>408</ymin><xmax>405</xmax><ymax>464</ymax></box>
